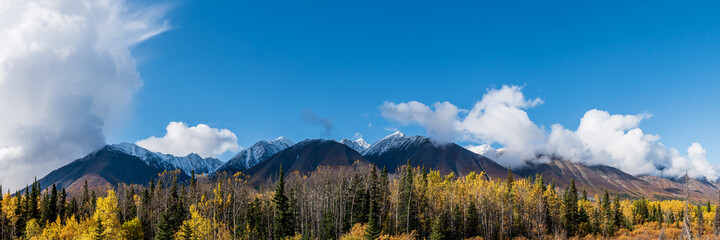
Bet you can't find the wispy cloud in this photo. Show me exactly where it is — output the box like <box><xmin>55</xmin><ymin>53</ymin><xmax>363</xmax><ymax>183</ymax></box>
<box><xmin>302</xmin><ymin>109</ymin><xmax>334</xmax><ymax>138</ymax></box>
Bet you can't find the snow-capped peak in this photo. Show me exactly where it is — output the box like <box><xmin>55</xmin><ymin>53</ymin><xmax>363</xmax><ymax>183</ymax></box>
<box><xmin>339</xmin><ymin>138</ymin><xmax>371</xmax><ymax>152</ymax></box>
<box><xmin>109</xmin><ymin>143</ymin><xmax>224</xmax><ymax>174</ymax></box>
<box><xmin>361</xmin><ymin>131</ymin><xmax>426</xmax><ymax>156</ymax></box>
<box><xmin>214</xmin><ymin>137</ymin><xmax>294</xmax><ymax>173</ymax></box>
<box><xmin>385</xmin><ymin>131</ymin><xmax>405</xmax><ymax>139</ymax></box>
<box><xmin>464</xmin><ymin>144</ymin><xmax>501</xmax><ymax>159</ymax></box>
<box><xmin>271</xmin><ymin>137</ymin><xmax>294</xmax><ymax>147</ymax></box>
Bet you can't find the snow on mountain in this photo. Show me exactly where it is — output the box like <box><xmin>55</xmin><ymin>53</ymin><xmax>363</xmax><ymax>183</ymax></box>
<box><xmin>110</xmin><ymin>143</ymin><xmax>224</xmax><ymax>174</ymax></box>
<box><xmin>361</xmin><ymin>131</ymin><xmax>427</xmax><ymax>156</ymax></box>
<box><xmin>214</xmin><ymin>137</ymin><xmax>294</xmax><ymax>174</ymax></box>
<box><xmin>339</xmin><ymin>138</ymin><xmax>370</xmax><ymax>152</ymax></box>
<box><xmin>464</xmin><ymin>144</ymin><xmax>500</xmax><ymax>159</ymax></box>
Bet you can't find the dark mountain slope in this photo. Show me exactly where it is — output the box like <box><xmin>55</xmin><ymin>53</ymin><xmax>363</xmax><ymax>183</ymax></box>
<box><xmin>37</xmin><ymin>146</ymin><xmax>172</xmax><ymax>197</ymax></box>
<box><xmin>244</xmin><ymin>139</ymin><xmax>368</xmax><ymax>184</ymax></box>
<box><xmin>363</xmin><ymin>132</ymin><xmax>508</xmax><ymax>179</ymax></box>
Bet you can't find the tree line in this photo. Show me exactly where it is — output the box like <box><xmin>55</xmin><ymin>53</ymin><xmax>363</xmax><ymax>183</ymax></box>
<box><xmin>0</xmin><ymin>161</ymin><xmax>719</xmax><ymax>239</ymax></box>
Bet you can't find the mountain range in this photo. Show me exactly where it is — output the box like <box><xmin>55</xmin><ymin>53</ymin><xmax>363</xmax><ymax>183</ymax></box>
<box><xmin>30</xmin><ymin>132</ymin><xmax>720</xmax><ymax>201</ymax></box>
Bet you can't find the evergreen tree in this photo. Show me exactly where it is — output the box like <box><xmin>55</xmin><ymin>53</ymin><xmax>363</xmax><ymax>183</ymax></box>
<box><xmin>125</xmin><ymin>187</ymin><xmax>137</xmax><ymax>222</ymax></box>
<box><xmin>429</xmin><ymin>215</ymin><xmax>447</xmax><ymax>240</ymax></box>
<box><xmin>505</xmin><ymin>167</ymin><xmax>515</xmax><ymax>238</ymax></box>
<box><xmin>82</xmin><ymin>180</ymin><xmax>90</xmax><ymax>218</ymax></box>
<box><xmin>190</xmin><ymin>170</ymin><xmax>197</xmax><ymax>189</ymax></box>
<box><xmin>167</xmin><ymin>178</ymin><xmax>186</xmax><ymax>232</ymax></box>
<box><xmin>708</xmin><ymin>200</ymin><xmax>713</xmax><ymax>212</ymax></box>
<box><xmin>697</xmin><ymin>204</ymin><xmax>704</xmax><ymax>236</ymax></box>
<box><xmin>93</xmin><ymin>217</ymin><xmax>105</xmax><ymax>240</ymax></box>
<box><xmin>466</xmin><ymin>201</ymin><xmax>479</xmax><ymax>237</ymax></box>
<box><xmin>398</xmin><ymin>160</ymin><xmax>417</xmax><ymax>234</ymax></box>
<box><xmin>715</xmin><ymin>191</ymin><xmax>720</xmax><ymax>235</ymax></box>
<box><xmin>669</xmin><ymin>211</ymin><xmax>676</xmax><ymax>224</ymax></box>
<box><xmin>272</xmin><ymin>168</ymin><xmax>293</xmax><ymax>239</ymax></box>
<box><xmin>613</xmin><ymin>195</ymin><xmax>623</xmax><ymax>229</ymax></box>
<box><xmin>68</xmin><ymin>197</ymin><xmax>78</xmax><ymax>221</ymax></box>
<box><xmin>365</xmin><ymin>166</ymin><xmax>381</xmax><ymax>240</ymax></box>
<box><xmin>40</xmin><ymin>191</ymin><xmax>51</xmax><ymax>225</ymax></box>
<box><xmin>320</xmin><ymin>208</ymin><xmax>335</xmax><ymax>240</ymax></box>
<box><xmin>563</xmin><ymin>178</ymin><xmax>578</xmax><ymax>236</ymax></box>
<box><xmin>49</xmin><ymin>184</ymin><xmax>58</xmax><ymax>222</ymax></box>
<box><xmin>28</xmin><ymin>182</ymin><xmax>39</xmax><ymax>220</ymax></box>
<box><xmin>15</xmin><ymin>189</ymin><xmax>27</xmax><ymax>238</ymax></box>
<box><xmin>59</xmin><ymin>188</ymin><xmax>67</xmax><ymax>221</ymax></box>
<box><xmin>156</xmin><ymin>211</ymin><xmax>174</xmax><ymax>240</ymax></box>
<box><xmin>348</xmin><ymin>172</ymin><xmax>368</xmax><ymax>226</ymax></box>
<box><xmin>601</xmin><ymin>189</ymin><xmax>614</xmax><ymax>236</ymax></box>
<box><xmin>452</xmin><ymin>205</ymin><xmax>464</xmax><ymax>240</ymax></box>
<box><xmin>180</xmin><ymin>221</ymin><xmax>194</xmax><ymax>240</ymax></box>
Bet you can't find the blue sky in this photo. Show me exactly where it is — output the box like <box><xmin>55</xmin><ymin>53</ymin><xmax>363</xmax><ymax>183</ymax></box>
<box><xmin>3</xmin><ymin>0</ymin><xmax>720</xmax><ymax>190</ymax></box>
<box><xmin>110</xmin><ymin>1</ymin><xmax>720</xmax><ymax>162</ymax></box>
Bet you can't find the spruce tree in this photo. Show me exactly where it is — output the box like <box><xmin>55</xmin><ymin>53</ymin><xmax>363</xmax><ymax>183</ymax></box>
<box><xmin>180</xmin><ymin>221</ymin><xmax>194</xmax><ymax>240</ymax></box>
<box><xmin>16</xmin><ymin>190</ymin><xmax>26</xmax><ymax>238</ymax></box>
<box><xmin>167</xmin><ymin>178</ymin><xmax>186</xmax><ymax>233</ymax></box>
<box><xmin>697</xmin><ymin>204</ymin><xmax>704</xmax><ymax>236</ymax></box>
<box><xmin>349</xmin><ymin>173</ymin><xmax>368</xmax><ymax>226</ymax></box>
<box><xmin>601</xmin><ymin>189</ymin><xmax>613</xmax><ymax>236</ymax></box>
<box><xmin>190</xmin><ymin>170</ymin><xmax>197</xmax><ymax>189</ymax></box>
<box><xmin>452</xmin><ymin>205</ymin><xmax>464</xmax><ymax>240</ymax></box>
<box><xmin>59</xmin><ymin>188</ymin><xmax>67</xmax><ymax>221</ymax></box>
<box><xmin>320</xmin><ymin>208</ymin><xmax>335</xmax><ymax>240</ymax></box>
<box><xmin>28</xmin><ymin>183</ymin><xmax>39</xmax><ymax>220</ymax></box>
<box><xmin>156</xmin><ymin>211</ymin><xmax>174</xmax><ymax>240</ymax></box>
<box><xmin>82</xmin><ymin>180</ymin><xmax>90</xmax><ymax>218</ymax></box>
<box><xmin>398</xmin><ymin>160</ymin><xmax>416</xmax><ymax>234</ymax></box>
<box><xmin>563</xmin><ymin>178</ymin><xmax>578</xmax><ymax>236</ymax></box>
<box><xmin>365</xmin><ymin>166</ymin><xmax>381</xmax><ymax>240</ymax></box>
<box><xmin>93</xmin><ymin>217</ymin><xmax>105</xmax><ymax>240</ymax></box>
<box><xmin>715</xmin><ymin>190</ymin><xmax>720</xmax><ymax>235</ymax></box>
<box><xmin>40</xmin><ymin>191</ymin><xmax>51</xmax><ymax>225</ymax></box>
<box><xmin>272</xmin><ymin>168</ymin><xmax>293</xmax><ymax>239</ymax></box>
<box><xmin>613</xmin><ymin>194</ymin><xmax>623</xmax><ymax>230</ymax></box>
<box><xmin>125</xmin><ymin>187</ymin><xmax>137</xmax><ymax>221</ymax></box>
<box><xmin>466</xmin><ymin>201</ymin><xmax>479</xmax><ymax>237</ymax></box>
<box><xmin>429</xmin><ymin>215</ymin><xmax>447</xmax><ymax>240</ymax></box>
<box><xmin>49</xmin><ymin>184</ymin><xmax>57</xmax><ymax>222</ymax></box>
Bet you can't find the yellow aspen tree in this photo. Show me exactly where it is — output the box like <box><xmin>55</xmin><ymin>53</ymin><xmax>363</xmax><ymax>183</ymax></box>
<box><xmin>94</xmin><ymin>189</ymin><xmax>121</xmax><ymax>239</ymax></box>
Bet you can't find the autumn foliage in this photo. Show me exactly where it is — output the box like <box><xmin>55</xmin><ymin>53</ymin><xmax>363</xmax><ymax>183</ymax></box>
<box><xmin>0</xmin><ymin>164</ymin><xmax>719</xmax><ymax>239</ymax></box>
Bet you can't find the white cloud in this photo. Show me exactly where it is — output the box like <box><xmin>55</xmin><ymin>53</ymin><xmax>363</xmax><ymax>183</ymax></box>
<box><xmin>136</xmin><ymin>122</ymin><xmax>241</xmax><ymax>158</ymax></box>
<box><xmin>0</xmin><ymin>0</ymin><xmax>169</xmax><ymax>191</ymax></box>
<box><xmin>458</xmin><ymin>86</ymin><xmax>546</xmax><ymax>166</ymax></box>
<box><xmin>380</xmin><ymin>85</ymin><xmax>545</xmax><ymax>166</ymax></box>
<box><xmin>380</xmin><ymin>101</ymin><xmax>463</xmax><ymax>143</ymax></box>
<box><xmin>380</xmin><ymin>85</ymin><xmax>719</xmax><ymax>180</ymax></box>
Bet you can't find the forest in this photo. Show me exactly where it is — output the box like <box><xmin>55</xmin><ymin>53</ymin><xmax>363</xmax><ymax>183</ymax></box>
<box><xmin>0</xmin><ymin>161</ymin><xmax>719</xmax><ymax>240</ymax></box>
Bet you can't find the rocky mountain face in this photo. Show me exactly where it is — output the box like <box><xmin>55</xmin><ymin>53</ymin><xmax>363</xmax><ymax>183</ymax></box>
<box><xmin>363</xmin><ymin>132</ymin><xmax>509</xmax><ymax>180</ymax></box>
<box><xmin>111</xmin><ymin>143</ymin><xmax>223</xmax><ymax>175</ymax></box>
<box><xmin>36</xmin><ymin>146</ymin><xmax>172</xmax><ymax>197</ymax></box>
<box><xmin>339</xmin><ymin>138</ymin><xmax>370</xmax><ymax>152</ymax></box>
<box><xmin>244</xmin><ymin>139</ymin><xmax>367</xmax><ymax>184</ymax></box>
<box><xmin>213</xmin><ymin>137</ymin><xmax>293</xmax><ymax>175</ymax></box>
